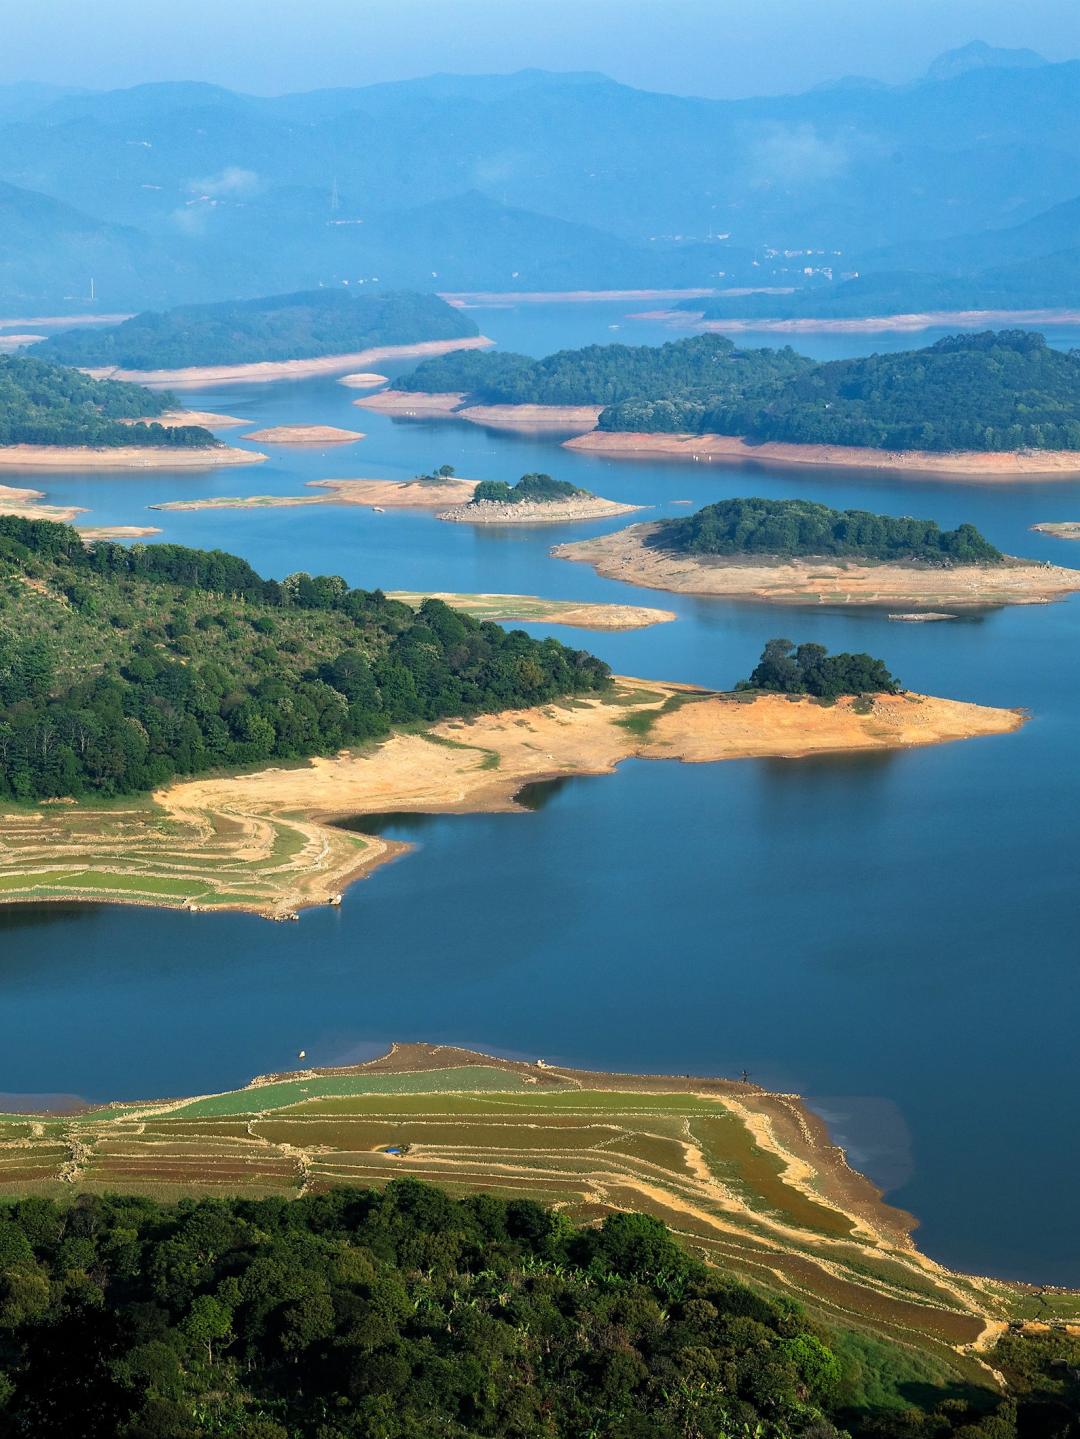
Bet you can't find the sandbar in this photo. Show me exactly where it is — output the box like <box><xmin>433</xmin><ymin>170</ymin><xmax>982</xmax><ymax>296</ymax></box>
<box><xmin>640</xmin><ymin>306</ymin><xmax>1080</xmax><ymax>334</ymax></box>
<box><xmin>553</xmin><ymin>522</ymin><xmax>1080</xmax><ymax>608</ymax></box>
<box><xmin>0</xmin><ymin>444</ymin><xmax>266</xmax><ymax>469</ymax></box>
<box><xmin>0</xmin><ymin>679</ymin><xmax>1022</xmax><ymax>921</ymax></box>
<box><xmin>1031</xmin><ymin>522</ymin><xmax>1080</xmax><ymax>540</ymax></box>
<box><xmin>338</xmin><ymin>371</ymin><xmax>389</xmax><ymax>388</ymax></box>
<box><xmin>149</xmin><ymin>477</ymin><xmax>479</xmax><ymax>514</ymax></box>
<box><xmin>242</xmin><ymin>425</ymin><xmax>365</xmax><ymax>445</ymax></box>
<box><xmin>0</xmin><ymin>484</ymin><xmax>85</xmax><ymax>523</ymax></box>
<box><xmin>440</xmin><ymin>495</ymin><xmax>641</xmax><ymax>525</ymax></box>
<box><xmin>353</xmin><ymin>389</ymin><xmax>602</xmax><ymax>432</ymax></box>
<box><xmin>76</xmin><ymin>524</ymin><xmax>163</xmax><ymax>541</ymax></box>
<box><xmin>563</xmin><ymin>429</ymin><xmax>1080</xmax><ymax>478</ymax></box>
<box><xmin>386</xmin><ymin>591</ymin><xmax>675</xmax><ymax>630</ymax></box>
<box><xmin>83</xmin><ymin>335</ymin><xmax>493</xmax><ymax>389</ymax></box>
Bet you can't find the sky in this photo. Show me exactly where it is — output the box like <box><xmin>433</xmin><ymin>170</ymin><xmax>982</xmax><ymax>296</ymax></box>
<box><xmin>3</xmin><ymin>0</ymin><xmax>1079</xmax><ymax>98</ymax></box>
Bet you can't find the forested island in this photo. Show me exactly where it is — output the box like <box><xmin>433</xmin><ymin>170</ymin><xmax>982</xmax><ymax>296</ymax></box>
<box><xmin>649</xmin><ymin>497</ymin><xmax>1004</xmax><ymax>564</ymax></box>
<box><xmin>0</xmin><ymin>356</ymin><xmax>215</xmax><ymax>449</ymax></box>
<box><xmin>0</xmin><ymin>516</ymin><xmax>610</xmax><ymax>800</ymax></box>
<box><xmin>32</xmin><ymin>289</ymin><xmax>478</xmax><ymax>371</ymax></box>
<box><xmin>398</xmin><ymin>329</ymin><xmax>1080</xmax><ymax>457</ymax></box>
<box><xmin>442</xmin><ymin>471</ymin><xmax>639</xmax><ymax>525</ymax></box>
<box><xmin>472</xmin><ymin>472</ymin><xmax>586</xmax><ymax>504</ymax></box>
<box><xmin>554</xmin><ymin>497</ymin><xmax>1080</xmax><ymax>608</ymax></box>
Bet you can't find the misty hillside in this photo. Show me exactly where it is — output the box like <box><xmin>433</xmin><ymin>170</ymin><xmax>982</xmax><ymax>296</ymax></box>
<box><xmin>3</xmin><ymin>53</ymin><xmax>1080</xmax><ymax>311</ymax></box>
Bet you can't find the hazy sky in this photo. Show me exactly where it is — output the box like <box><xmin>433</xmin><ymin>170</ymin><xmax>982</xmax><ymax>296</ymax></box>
<box><xmin>5</xmin><ymin>0</ymin><xmax>1080</xmax><ymax>98</ymax></box>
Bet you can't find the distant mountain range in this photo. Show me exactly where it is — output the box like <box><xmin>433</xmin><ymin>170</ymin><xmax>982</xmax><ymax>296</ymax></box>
<box><xmin>2</xmin><ymin>49</ymin><xmax>1080</xmax><ymax>314</ymax></box>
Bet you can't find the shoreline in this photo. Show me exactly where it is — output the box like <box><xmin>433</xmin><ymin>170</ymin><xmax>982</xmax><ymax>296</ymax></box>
<box><xmin>151</xmin><ymin>477</ymin><xmax>480</xmax><ymax>513</ymax></box>
<box><xmin>563</xmin><ymin>429</ymin><xmax>1080</xmax><ymax>477</ymax></box>
<box><xmin>0</xmin><ymin>679</ymin><xmax>1023</xmax><ymax>922</ymax></box>
<box><xmin>242</xmin><ymin>424</ymin><xmax>365</xmax><ymax>445</ymax></box>
<box><xmin>438</xmin><ymin>495</ymin><xmax>641</xmax><ymax>525</ymax></box>
<box><xmin>386</xmin><ymin>592</ymin><xmax>675</xmax><ymax>630</ymax></box>
<box><xmin>82</xmin><ymin>335</ymin><xmax>493</xmax><ymax>389</ymax></box>
<box><xmin>0</xmin><ymin>443</ymin><xmax>266</xmax><ymax>470</ymax></box>
<box><xmin>353</xmin><ymin>389</ymin><xmax>603</xmax><ymax>433</ymax></box>
<box><xmin>440</xmin><ymin>287</ymin><xmax>725</xmax><ymax>306</ymax></box>
<box><xmin>1031</xmin><ymin>521</ymin><xmax>1080</xmax><ymax>540</ymax></box>
<box><xmin>636</xmin><ymin>305</ymin><xmax>1080</xmax><ymax>334</ymax></box>
<box><xmin>553</xmin><ymin>523</ymin><xmax>1080</xmax><ymax>608</ymax></box>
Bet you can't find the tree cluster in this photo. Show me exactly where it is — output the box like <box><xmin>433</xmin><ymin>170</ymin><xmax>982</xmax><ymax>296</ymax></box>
<box><xmin>0</xmin><ymin>516</ymin><xmax>610</xmax><ymax>800</ymax></box>
<box><xmin>649</xmin><ymin>497</ymin><xmax>1002</xmax><ymax>565</ymax></box>
<box><xmin>599</xmin><ymin>330</ymin><xmax>1080</xmax><ymax>454</ymax></box>
<box><xmin>739</xmin><ymin>639</ymin><xmax>901</xmax><ymax>699</ymax></box>
<box><xmin>33</xmin><ymin>290</ymin><xmax>477</xmax><ymax>370</ymax></box>
<box><xmin>0</xmin><ymin>357</ymin><xmax>214</xmax><ymax>449</ymax></box>
<box><xmin>0</xmin><ymin>1180</ymin><xmax>1060</xmax><ymax>1439</ymax></box>
<box><xmin>472</xmin><ymin>473</ymin><xmax>587</xmax><ymax>505</ymax></box>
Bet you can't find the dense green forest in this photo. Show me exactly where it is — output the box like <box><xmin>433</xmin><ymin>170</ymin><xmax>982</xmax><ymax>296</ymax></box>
<box><xmin>33</xmin><ymin>290</ymin><xmax>477</xmax><ymax>369</ymax></box>
<box><xmin>0</xmin><ymin>357</ymin><xmax>215</xmax><ymax>448</ymax></box>
<box><xmin>599</xmin><ymin>332</ymin><xmax>1080</xmax><ymax>453</ymax></box>
<box><xmin>739</xmin><ymin>639</ymin><xmax>901</xmax><ymax>699</ymax></box>
<box><xmin>397</xmin><ymin>333</ymin><xmax>811</xmax><ymax>407</ymax></box>
<box><xmin>0</xmin><ymin>517</ymin><xmax>610</xmax><ymax>800</ymax></box>
<box><xmin>649</xmin><ymin>498</ymin><xmax>1003</xmax><ymax>564</ymax></box>
<box><xmin>472</xmin><ymin>472</ymin><xmax>587</xmax><ymax>504</ymax></box>
<box><xmin>0</xmin><ymin>1181</ymin><xmax>1072</xmax><ymax>1439</ymax></box>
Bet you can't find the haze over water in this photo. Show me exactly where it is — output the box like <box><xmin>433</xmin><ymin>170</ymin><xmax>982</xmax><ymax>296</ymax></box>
<box><xmin>2</xmin><ymin>302</ymin><xmax>1079</xmax><ymax>1285</ymax></box>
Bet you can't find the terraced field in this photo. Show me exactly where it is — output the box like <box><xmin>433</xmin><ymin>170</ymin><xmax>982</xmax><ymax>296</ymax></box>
<box><xmin>2</xmin><ymin>1043</ymin><xmax>1076</xmax><ymax>1386</ymax></box>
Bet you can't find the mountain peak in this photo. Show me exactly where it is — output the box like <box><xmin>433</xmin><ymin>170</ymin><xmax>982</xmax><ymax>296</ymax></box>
<box><xmin>923</xmin><ymin>39</ymin><xmax>1047</xmax><ymax>82</ymax></box>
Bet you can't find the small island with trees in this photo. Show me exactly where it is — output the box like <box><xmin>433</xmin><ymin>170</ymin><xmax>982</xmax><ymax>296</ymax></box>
<box><xmin>0</xmin><ymin>355</ymin><xmax>261</xmax><ymax>468</ymax></box>
<box><xmin>439</xmin><ymin>471</ymin><xmax>642</xmax><ymax>525</ymax></box>
<box><xmin>32</xmin><ymin>288</ymin><xmax>488</xmax><ymax>386</ymax></box>
<box><xmin>379</xmin><ymin>328</ymin><xmax>1080</xmax><ymax>474</ymax></box>
<box><xmin>555</xmin><ymin>496</ymin><xmax>1080</xmax><ymax>609</ymax></box>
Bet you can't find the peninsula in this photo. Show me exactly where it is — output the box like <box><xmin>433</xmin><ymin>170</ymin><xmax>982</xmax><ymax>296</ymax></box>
<box><xmin>3</xmin><ymin>1043</ymin><xmax>1074</xmax><ymax>1437</ymax></box>
<box><xmin>389</xmin><ymin>329</ymin><xmax>1080</xmax><ymax>475</ymax></box>
<box><xmin>33</xmin><ymin>288</ymin><xmax>489</xmax><ymax>387</ymax></box>
<box><xmin>0</xmin><ymin>354</ymin><xmax>261</xmax><ymax>467</ymax></box>
<box><xmin>386</xmin><ymin>591</ymin><xmax>676</xmax><ymax>630</ymax></box>
<box><xmin>554</xmin><ymin>497</ymin><xmax>1080</xmax><ymax>608</ymax></box>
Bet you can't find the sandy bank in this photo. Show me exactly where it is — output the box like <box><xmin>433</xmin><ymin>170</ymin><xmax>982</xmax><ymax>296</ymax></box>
<box><xmin>243</xmin><ymin>425</ymin><xmax>365</xmax><ymax>445</ymax></box>
<box><xmin>386</xmin><ymin>592</ymin><xmax>675</xmax><ymax>630</ymax></box>
<box><xmin>442</xmin><ymin>288</ymin><xmax>724</xmax><ymax>306</ymax></box>
<box><xmin>77</xmin><ymin>524</ymin><xmax>163</xmax><ymax>541</ymax></box>
<box><xmin>338</xmin><ymin>371</ymin><xmax>389</xmax><ymax>388</ymax></box>
<box><xmin>353</xmin><ymin>389</ymin><xmax>602</xmax><ymax>432</ymax></box>
<box><xmin>563</xmin><ymin>429</ymin><xmax>1080</xmax><ymax>478</ymax></box>
<box><xmin>0</xmin><ymin>680</ymin><xmax>1021</xmax><ymax>922</ymax></box>
<box><xmin>0</xmin><ymin>444</ymin><xmax>266</xmax><ymax>470</ymax></box>
<box><xmin>122</xmin><ymin>409</ymin><xmax>250</xmax><ymax>429</ymax></box>
<box><xmin>0</xmin><ymin>333</ymin><xmax>45</xmax><ymax>349</ymax></box>
<box><xmin>0</xmin><ymin>484</ymin><xmax>85</xmax><ymax>523</ymax></box>
<box><xmin>150</xmin><ymin>477</ymin><xmax>480</xmax><ymax>515</ymax></box>
<box><xmin>1031</xmin><ymin>522</ymin><xmax>1080</xmax><ymax>540</ymax></box>
<box><xmin>83</xmin><ymin>335</ymin><xmax>493</xmax><ymax>389</ymax></box>
<box><xmin>653</xmin><ymin>306</ymin><xmax>1080</xmax><ymax>335</ymax></box>
<box><xmin>440</xmin><ymin>495</ymin><xmax>641</xmax><ymax>525</ymax></box>
<box><xmin>553</xmin><ymin>523</ymin><xmax>1080</xmax><ymax>608</ymax></box>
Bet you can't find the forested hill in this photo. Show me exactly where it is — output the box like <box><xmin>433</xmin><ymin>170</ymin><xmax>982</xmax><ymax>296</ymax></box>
<box><xmin>395</xmin><ymin>333</ymin><xmax>812</xmax><ymax>407</ymax></box>
<box><xmin>0</xmin><ymin>517</ymin><xmax>609</xmax><ymax>800</ymax></box>
<box><xmin>0</xmin><ymin>1180</ymin><xmax>1064</xmax><ymax>1439</ymax></box>
<box><xmin>649</xmin><ymin>497</ymin><xmax>1004</xmax><ymax>564</ymax></box>
<box><xmin>599</xmin><ymin>331</ymin><xmax>1080</xmax><ymax>452</ymax></box>
<box><xmin>33</xmin><ymin>289</ymin><xmax>478</xmax><ymax>370</ymax></box>
<box><xmin>0</xmin><ymin>356</ymin><xmax>214</xmax><ymax>448</ymax></box>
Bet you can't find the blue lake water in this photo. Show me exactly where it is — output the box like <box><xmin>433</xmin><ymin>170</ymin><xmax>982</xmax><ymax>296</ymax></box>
<box><xmin>2</xmin><ymin>300</ymin><xmax>1079</xmax><ymax>1285</ymax></box>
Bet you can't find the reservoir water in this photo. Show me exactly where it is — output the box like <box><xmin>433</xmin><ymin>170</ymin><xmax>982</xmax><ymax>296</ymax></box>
<box><xmin>2</xmin><ymin>302</ymin><xmax>1079</xmax><ymax>1285</ymax></box>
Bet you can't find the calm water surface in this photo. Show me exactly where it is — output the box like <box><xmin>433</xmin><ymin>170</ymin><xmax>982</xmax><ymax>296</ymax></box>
<box><xmin>2</xmin><ymin>301</ymin><xmax>1079</xmax><ymax>1285</ymax></box>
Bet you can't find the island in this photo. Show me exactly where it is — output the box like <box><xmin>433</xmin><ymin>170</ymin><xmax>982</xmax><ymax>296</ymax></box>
<box><xmin>0</xmin><ymin>524</ymin><xmax>1020</xmax><ymax>918</ymax></box>
<box><xmin>241</xmin><ymin>424</ymin><xmax>365</xmax><ymax>444</ymax></box>
<box><xmin>32</xmin><ymin>288</ymin><xmax>490</xmax><ymax>387</ymax></box>
<box><xmin>554</xmin><ymin>497</ymin><xmax>1080</xmax><ymax>609</ymax></box>
<box><xmin>385</xmin><ymin>328</ymin><xmax>1080</xmax><ymax>474</ymax></box>
<box><xmin>2</xmin><ymin>1041</ymin><xmax>1074</xmax><ymax>1438</ymax></box>
<box><xmin>439</xmin><ymin>470</ymin><xmax>640</xmax><ymax>524</ymax></box>
<box><xmin>150</xmin><ymin>475</ymin><xmax>482</xmax><ymax>513</ymax></box>
<box><xmin>1032</xmin><ymin>521</ymin><xmax>1080</xmax><ymax>540</ymax></box>
<box><xmin>0</xmin><ymin>355</ymin><xmax>263</xmax><ymax>468</ymax></box>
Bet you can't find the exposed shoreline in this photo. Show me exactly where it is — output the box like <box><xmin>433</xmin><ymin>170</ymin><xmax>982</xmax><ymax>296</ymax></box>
<box><xmin>242</xmin><ymin>425</ymin><xmax>365</xmax><ymax>445</ymax></box>
<box><xmin>0</xmin><ymin>679</ymin><xmax>1023</xmax><ymax>922</ymax></box>
<box><xmin>82</xmin><ymin>335</ymin><xmax>494</xmax><ymax>389</ymax></box>
<box><xmin>439</xmin><ymin>495</ymin><xmax>641</xmax><ymax>525</ymax></box>
<box><xmin>637</xmin><ymin>305</ymin><xmax>1080</xmax><ymax>334</ymax></box>
<box><xmin>386</xmin><ymin>591</ymin><xmax>676</xmax><ymax>630</ymax></box>
<box><xmin>563</xmin><ymin>429</ymin><xmax>1080</xmax><ymax>477</ymax></box>
<box><xmin>150</xmin><ymin>477</ymin><xmax>480</xmax><ymax>513</ymax></box>
<box><xmin>1031</xmin><ymin>521</ymin><xmax>1080</xmax><ymax>540</ymax></box>
<box><xmin>353</xmin><ymin>389</ymin><xmax>602</xmax><ymax>432</ymax></box>
<box><xmin>441</xmin><ymin>287</ymin><xmax>725</xmax><ymax>306</ymax></box>
<box><xmin>0</xmin><ymin>443</ymin><xmax>265</xmax><ymax>469</ymax></box>
<box><xmin>553</xmin><ymin>522</ymin><xmax>1080</xmax><ymax>608</ymax></box>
